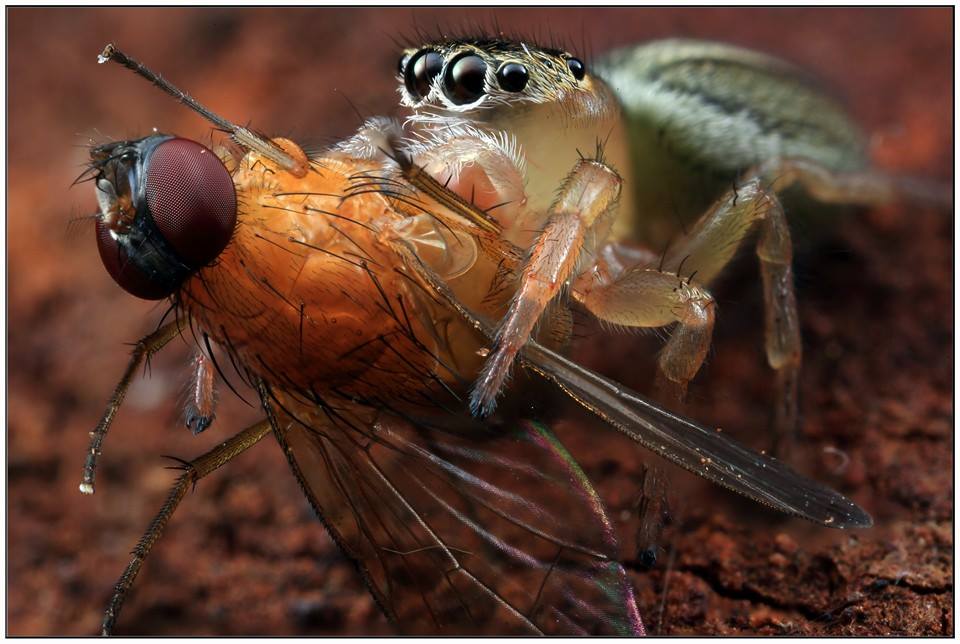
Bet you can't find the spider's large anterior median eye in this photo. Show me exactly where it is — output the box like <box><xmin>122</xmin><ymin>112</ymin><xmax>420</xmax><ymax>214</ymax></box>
<box><xmin>444</xmin><ymin>53</ymin><xmax>487</xmax><ymax>105</ymax></box>
<box><xmin>496</xmin><ymin>62</ymin><xmax>529</xmax><ymax>92</ymax></box>
<box><xmin>404</xmin><ymin>49</ymin><xmax>444</xmax><ymax>100</ymax></box>
<box><xmin>566</xmin><ymin>57</ymin><xmax>586</xmax><ymax>81</ymax></box>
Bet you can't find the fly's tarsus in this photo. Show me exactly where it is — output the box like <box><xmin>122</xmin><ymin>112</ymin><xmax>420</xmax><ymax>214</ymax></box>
<box><xmin>100</xmin><ymin>419</ymin><xmax>272</xmax><ymax>635</ymax></box>
<box><xmin>80</xmin><ymin>318</ymin><xmax>184</xmax><ymax>495</ymax></box>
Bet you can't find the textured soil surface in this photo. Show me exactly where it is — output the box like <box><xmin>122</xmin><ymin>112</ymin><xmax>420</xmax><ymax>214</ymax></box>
<box><xmin>8</xmin><ymin>7</ymin><xmax>953</xmax><ymax>636</ymax></box>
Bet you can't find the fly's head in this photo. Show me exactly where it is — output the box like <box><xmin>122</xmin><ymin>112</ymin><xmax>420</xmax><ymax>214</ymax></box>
<box><xmin>397</xmin><ymin>39</ymin><xmax>615</xmax><ymax>125</ymax></box>
<box><xmin>90</xmin><ymin>135</ymin><xmax>237</xmax><ymax>300</ymax></box>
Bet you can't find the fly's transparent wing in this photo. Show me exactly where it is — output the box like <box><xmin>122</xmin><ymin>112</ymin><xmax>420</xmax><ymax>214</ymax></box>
<box><xmin>523</xmin><ymin>341</ymin><xmax>872</xmax><ymax>529</ymax></box>
<box><xmin>262</xmin><ymin>390</ymin><xmax>643</xmax><ymax>635</ymax></box>
<box><xmin>393</xmin><ymin>244</ymin><xmax>872</xmax><ymax>530</ymax></box>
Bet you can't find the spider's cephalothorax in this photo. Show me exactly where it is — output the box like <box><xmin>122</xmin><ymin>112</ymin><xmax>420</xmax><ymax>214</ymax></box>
<box><xmin>392</xmin><ymin>35</ymin><xmax>893</xmax><ymax>431</ymax></box>
<box><xmin>397</xmin><ymin>38</ymin><xmax>633</xmax><ymax>234</ymax></box>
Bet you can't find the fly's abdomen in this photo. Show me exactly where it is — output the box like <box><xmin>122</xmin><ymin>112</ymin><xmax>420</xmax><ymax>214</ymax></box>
<box><xmin>179</xmin><ymin>154</ymin><xmax>454</xmax><ymax>405</ymax></box>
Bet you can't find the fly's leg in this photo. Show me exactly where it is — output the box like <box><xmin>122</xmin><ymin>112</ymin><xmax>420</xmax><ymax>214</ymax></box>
<box><xmin>100</xmin><ymin>419</ymin><xmax>272</xmax><ymax>635</ymax></box>
<box><xmin>764</xmin><ymin>157</ymin><xmax>952</xmax><ymax>208</ymax></box>
<box><xmin>81</xmin><ymin>319</ymin><xmax>185</xmax><ymax>495</ymax></box>
<box><xmin>469</xmin><ymin>159</ymin><xmax>622</xmax><ymax>416</ymax></box>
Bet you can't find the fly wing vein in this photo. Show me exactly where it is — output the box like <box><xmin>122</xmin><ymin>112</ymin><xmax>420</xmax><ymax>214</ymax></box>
<box><xmin>266</xmin><ymin>392</ymin><xmax>643</xmax><ymax>635</ymax></box>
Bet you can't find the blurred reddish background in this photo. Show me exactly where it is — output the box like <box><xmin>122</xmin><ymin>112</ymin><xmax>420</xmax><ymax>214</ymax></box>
<box><xmin>8</xmin><ymin>7</ymin><xmax>952</xmax><ymax>635</ymax></box>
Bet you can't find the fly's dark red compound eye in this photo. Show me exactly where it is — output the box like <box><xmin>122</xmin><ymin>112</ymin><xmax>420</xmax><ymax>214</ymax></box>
<box><xmin>93</xmin><ymin>136</ymin><xmax>237</xmax><ymax>300</ymax></box>
<box><xmin>95</xmin><ymin>217</ymin><xmax>172</xmax><ymax>300</ymax></box>
<box><xmin>144</xmin><ymin>138</ymin><xmax>237</xmax><ymax>268</ymax></box>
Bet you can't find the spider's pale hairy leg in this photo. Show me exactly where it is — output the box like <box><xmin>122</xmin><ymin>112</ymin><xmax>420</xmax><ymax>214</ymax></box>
<box><xmin>573</xmin><ymin>266</ymin><xmax>716</xmax><ymax>406</ymax></box>
<box><xmin>764</xmin><ymin>158</ymin><xmax>951</xmax><ymax>209</ymax></box>
<box><xmin>729</xmin><ymin>156</ymin><xmax>952</xmax><ymax>449</ymax></box>
<box><xmin>658</xmin><ymin>180</ymin><xmax>800</xmax><ymax>454</ymax></box>
<box><xmin>100</xmin><ymin>419</ymin><xmax>271</xmax><ymax>635</ymax></box>
<box><xmin>654</xmin><ymin>154</ymin><xmax>943</xmax><ymax>453</ymax></box>
<box><xmin>470</xmin><ymin>160</ymin><xmax>622</xmax><ymax>417</ymax></box>
<box><xmin>755</xmin><ymin>194</ymin><xmax>801</xmax><ymax>457</ymax></box>
<box><xmin>81</xmin><ymin>319</ymin><xmax>186</xmax><ymax>495</ymax></box>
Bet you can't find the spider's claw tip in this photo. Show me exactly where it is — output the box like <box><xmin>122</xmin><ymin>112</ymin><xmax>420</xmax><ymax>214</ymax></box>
<box><xmin>469</xmin><ymin>346</ymin><xmax>516</xmax><ymax>419</ymax></box>
<box><xmin>185</xmin><ymin>412</ymin><xmax>214</xmax><ymax>435</ymax></box>
<box><xmin>468</xmin><ymin>383</ymin><xmax>499</xmax><ymax>419</ymax></box>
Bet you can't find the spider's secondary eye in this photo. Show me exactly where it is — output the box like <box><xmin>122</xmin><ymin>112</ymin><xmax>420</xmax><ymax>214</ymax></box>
<box><xmin>444</xmin><ymin>53</ymin><xmax>487</xmax><ymax>105</ymax></box>
<box><xmin>496</xmin><ymin>62</ymin><xmax>529</xmax><ymax>92</ymax></box>
<box><xmin>405</xmin><ymin>49</ymin><xmax>443</xmax><ymax>100</ymax></box>
<box><xmin>397</xmin><ymin>52</ymin><xmax>411</xmax><ymax>77</ymax></box>
<box><xmin>566</xmin><ymin>57</ymin><xmax>585</xmax><ymax>80</ymax></box>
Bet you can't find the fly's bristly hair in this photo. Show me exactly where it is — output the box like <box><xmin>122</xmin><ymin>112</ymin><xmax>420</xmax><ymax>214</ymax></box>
<box><xmin>175</xmin><ymin>167</ymin><xmax>469</xmax><ymax>425</ymax></box>
<box><xmin>64</xmin><ymin>210</ymin><xmax>102</xmax><ymax>244</ymax></box>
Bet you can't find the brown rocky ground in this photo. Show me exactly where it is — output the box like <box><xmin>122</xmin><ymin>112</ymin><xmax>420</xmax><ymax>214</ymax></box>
<box><xmin>7</xmin><ymin>7</ymin><xmax>952</xmax><ymax>636</ymax></box>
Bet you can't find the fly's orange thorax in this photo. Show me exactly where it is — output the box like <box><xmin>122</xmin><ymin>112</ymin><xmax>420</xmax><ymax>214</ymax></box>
<box><xmin>179</xmin><ymin>141</ymin><xmax>474</xmax><ymax>406</ymax></box>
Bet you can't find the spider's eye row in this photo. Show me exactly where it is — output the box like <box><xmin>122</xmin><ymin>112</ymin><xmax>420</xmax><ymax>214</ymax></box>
<box><xmin>404</xmin><ymin>49</ymin><xmax>444</xmax><ymax>101</ymax></box>
<box><xmin>496</xmin><ymin>62</ymin><xmax>529</xmax><ymax>92</ymax></box>
<box><xmin>566</xmin><ymin>57</ymin><xmax>585</xmax><ymax>80</ymax></box>
<box><xmin>444</xmin><ymin>53</ymin><xmax>487</xmax><ymax>105</ymax></box>
<box><xmin>401</xmin><ymin>47</ymin><xmax>581</xmax><ymax>103</ymax></box>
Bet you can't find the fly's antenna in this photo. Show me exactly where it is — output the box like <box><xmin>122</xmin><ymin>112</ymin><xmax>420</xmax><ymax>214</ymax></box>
<box><xmin>97</xmin><ymin>43</ymin><xmax>307</xmax><ymax>177</ymax></box>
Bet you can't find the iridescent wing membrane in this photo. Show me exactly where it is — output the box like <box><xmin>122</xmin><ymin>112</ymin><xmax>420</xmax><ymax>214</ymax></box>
<box><xmin>264</xmin><ymin>390</ymin><xmax>643</xmax><ymax>635</ymax></box>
